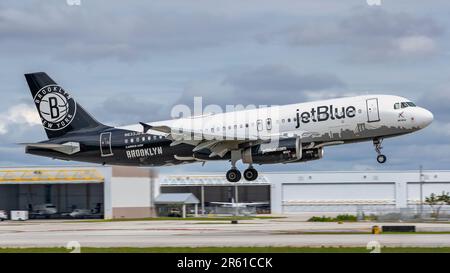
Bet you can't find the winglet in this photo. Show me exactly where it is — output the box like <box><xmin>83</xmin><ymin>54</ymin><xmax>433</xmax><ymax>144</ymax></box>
<box><xmin>139</xmin><ymin>122</ymin><xmax>172</xmax><ymax>134</ymax></box>
<box><xmin>140</xmin><ymin>122</ymin><xmax>152</xmax><ymax>133</ymax></box>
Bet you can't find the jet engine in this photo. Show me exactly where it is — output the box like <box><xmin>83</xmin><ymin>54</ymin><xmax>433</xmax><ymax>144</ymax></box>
<box><xmin>192</xmin><ymin>137</ymin><xmax>323</xmax><ymax>164</ymax></box>
<box><xmin>248</xmin><ymin>137</ymin><xmax>323</xmax><ymax>164</ymax></box>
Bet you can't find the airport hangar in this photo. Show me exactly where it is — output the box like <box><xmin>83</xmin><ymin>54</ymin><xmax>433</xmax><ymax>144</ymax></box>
<box><xmin>1</xmin><ymin>166</ymin><xmax>450</xmax><ymax>219</ymax></box>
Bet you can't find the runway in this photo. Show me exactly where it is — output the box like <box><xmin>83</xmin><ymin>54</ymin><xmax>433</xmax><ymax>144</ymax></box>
<box><xmin>1</xmin><ymin>217</ymin><xmax>450</xmax><ymax>248</ymax></box>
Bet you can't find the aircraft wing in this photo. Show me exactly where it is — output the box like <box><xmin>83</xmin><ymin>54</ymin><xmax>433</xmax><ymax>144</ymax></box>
<box><xmin>140</xmin><ymin>122</ymin><xmax>308</xmax><ymax>158</ymax></box>
<box><xmin>239</xmin><ymin>202</ymin><xmax>269</xmax><ymax>206</ymax></box>
<box><xmin>210</xmin><ymin>202</ymin><xmax>269</xmax><ymax>207</ymax></box>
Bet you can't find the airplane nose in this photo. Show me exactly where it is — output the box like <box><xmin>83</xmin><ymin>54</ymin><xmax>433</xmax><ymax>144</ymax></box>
<box><xmin>418</xmin><ymin>108</ymin><xmax>433</xmax><ymax>128</ymax></box>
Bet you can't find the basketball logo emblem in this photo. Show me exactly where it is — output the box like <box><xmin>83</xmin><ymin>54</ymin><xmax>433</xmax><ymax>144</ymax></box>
<box><xmin>34</xmin><ymin>85</ymin><xmax>77</xmax><ymax>130</ymax></box>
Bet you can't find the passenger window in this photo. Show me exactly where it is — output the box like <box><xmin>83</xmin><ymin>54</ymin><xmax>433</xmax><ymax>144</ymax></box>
<box><xmin>125</xmin><ymin>139</ymin><xmax>128</xmax><ymax>144</ymax></box>
<box><xmin>130</xmin><ymin>138</ymin><xmax>134</xmax><ymax>143</ymax></box>
<box><xmin>287</xmin><ymin>118</ymin><xmax>291</xmax><ymax>123</ymax></box>
<box><xmin>266</xmin><ymin>118</ymin><xmax>272</xmax><ymax>130</ymax></box>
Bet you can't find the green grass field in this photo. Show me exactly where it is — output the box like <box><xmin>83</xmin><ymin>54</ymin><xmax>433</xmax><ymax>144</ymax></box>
<box><xmin>1</xmin><ymin>246</ymin><xmax>450</xmax><ymax>253</ymax></box>
<box><xmin>77</xmin><ymin>216</ymin><xmax>284</xmax><ymax>222</ymax></box>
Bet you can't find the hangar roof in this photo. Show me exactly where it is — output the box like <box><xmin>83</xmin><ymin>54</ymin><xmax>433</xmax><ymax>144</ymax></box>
<box><xmin>154</xmin><ymin>193</ymin><xmax>199</xmax><ymax>204</ymax></box>
<box><xmin>0</xmin><ymin>168</ymin><xmax>104</xmax><ymax>184</ymax></box>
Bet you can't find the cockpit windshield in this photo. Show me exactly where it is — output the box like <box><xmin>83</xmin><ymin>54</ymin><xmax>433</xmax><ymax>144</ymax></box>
<box><xmin>394</xmin><ymin>102</ymin><xmax>416</xmax><ymax>109</ymax></box>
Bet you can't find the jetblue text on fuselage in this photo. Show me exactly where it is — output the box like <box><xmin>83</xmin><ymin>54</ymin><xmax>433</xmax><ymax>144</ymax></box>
<box><xmin>295</xmin><ymin>105</ymin><xmax>357</xmax><ymax>128</ymax></box>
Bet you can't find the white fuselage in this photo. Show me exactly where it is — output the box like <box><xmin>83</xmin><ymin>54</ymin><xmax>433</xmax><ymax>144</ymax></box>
<box><xmin>121</xmin><ymin>94</ymin><xmax>433</xmax><ymax>145</ymax></box>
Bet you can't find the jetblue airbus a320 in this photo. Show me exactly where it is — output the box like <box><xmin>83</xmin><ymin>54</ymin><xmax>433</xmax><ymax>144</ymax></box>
<box><xmin>24</xmin><ymin>72</ymin><xmax>433</xmax><ymax>182</ymax></box>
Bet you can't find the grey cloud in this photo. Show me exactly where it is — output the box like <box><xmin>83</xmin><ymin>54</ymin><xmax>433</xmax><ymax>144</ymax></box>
<box><xmin>259</xmin><ymin>8</ymin><xmax>444</xmax><ymax>62</ymax></box>
<box><xmin>418</xmin><ymin>88</ymin><xmax>450</xmax><ymax>123</ymax></box>
<box><xmin>0</xmin><ymin>1</ymin><xmax>263</xmax><ymax>62</ymax></box>
<box><xmin>94</xmin><ymin>95</ymin><xmax>171</xmax><ymax>126</ymax></box>
<box><xmin>176</xmin><ymin>65</ymin><xmax>346</xmax><ymax>107</ymax></box>
<box><xmin>223</xmin><ymin>65</ymin><xmax>345</xmax><ymax>93</ymax></box>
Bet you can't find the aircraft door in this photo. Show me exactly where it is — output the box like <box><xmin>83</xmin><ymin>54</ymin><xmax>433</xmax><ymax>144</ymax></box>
<box><xmin>366</xmin><ymin>98</ymin><xmax>380</xmax><ymax>123</ymax></box>
<box><xmin>100</xmin><ymin>132</ymin><xmax>113</xmax><ymax>157</ymax></box>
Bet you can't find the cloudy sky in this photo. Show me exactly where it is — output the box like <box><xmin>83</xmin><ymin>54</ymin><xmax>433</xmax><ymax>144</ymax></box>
<box><xmin>1</xmin><ymin>0</ymin><xmax>449</xmax><ymax>173</ymax></box>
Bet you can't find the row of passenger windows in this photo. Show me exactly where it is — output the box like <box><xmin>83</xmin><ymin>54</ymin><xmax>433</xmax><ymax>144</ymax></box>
<box><xmin>125</xmin><ymin>135</ymin><xmax>164</xmax><ymax>144</ymax></box>
<box><xmin>125</xmin><ymin>118</ymin><xmax>297</xmax><ymax>143</ymax></box>
<box><xmin>394</xmin><ymin>102</ymin><xmax>416</xmax><ymax>109</ymax></box>
<box><xmin>205</xmin><ymin>118</ymin><xmax>295</xmax><ymax>133</ymax></box>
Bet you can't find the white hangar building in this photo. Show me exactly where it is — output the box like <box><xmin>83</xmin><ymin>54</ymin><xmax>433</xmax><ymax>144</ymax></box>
<box><xmin>159</xmin><ymin>171</ymin><xmax>450</xmax><ymax>214</ymax></box>
<box><xmin>1</xmin><ymin>166</ymin><xmax>450</xmax><ymax>218</ymax></box>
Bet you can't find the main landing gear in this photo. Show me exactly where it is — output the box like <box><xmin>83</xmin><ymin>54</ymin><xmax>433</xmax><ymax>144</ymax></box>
<box><xmin>243</xmin><ymin>166</ymin><xmax>258</xmax><ymax>181</ymax></box>
<box><xmin>225</xmin><ymin>150</ymin><xmax>259</xmax><ymax>183</ymax></box>
<box><xmin>226</xmin><ymin>167</ymin><xmax>259</xmax><ymax>183</ymax></box>
<box><xmin>373</xmin><ymin>138</ymin><xmax>387</xmax><ymax>164</ymax></box>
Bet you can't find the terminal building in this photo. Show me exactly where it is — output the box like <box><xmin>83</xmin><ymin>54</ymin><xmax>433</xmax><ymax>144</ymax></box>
<box><xmin>1</xmin><ymin>166</ymin><xmax>450</xmax><ymax>219</ymax></box>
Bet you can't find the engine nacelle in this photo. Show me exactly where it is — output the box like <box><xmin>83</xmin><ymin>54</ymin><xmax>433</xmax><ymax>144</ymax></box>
<box><xmin>192</xmin><ymin>137</ymin><xmax>323</xmax><ymax>164</ymax></box>
<box><xmin>296</xmin><ymin>147</ymin><xmax>324</xmax><ymax>162</ymax></box>
<box><xmin>251</xmin><ymin>137</ymin><xmax>303</xmax><ymax>164</ymax></box>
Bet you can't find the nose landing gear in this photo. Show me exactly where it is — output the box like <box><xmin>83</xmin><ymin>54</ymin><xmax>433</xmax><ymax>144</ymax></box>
<box><xmin>373</xmin><ymin>138</ymin><xmax>387</xmax><ymax>164</ymax></box>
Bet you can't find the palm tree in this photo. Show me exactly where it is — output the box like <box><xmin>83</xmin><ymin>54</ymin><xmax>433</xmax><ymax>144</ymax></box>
<box><xmin>425</xmin><ymin>191</ymin><xmax>450</xmax><ymax>219</ymax></box>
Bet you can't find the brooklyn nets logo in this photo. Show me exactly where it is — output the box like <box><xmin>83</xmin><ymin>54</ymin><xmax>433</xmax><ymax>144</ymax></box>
<box><xmin>33</xmin><ymin>85</ymin><xmax>77</xmax><ymax>130</ymax></box>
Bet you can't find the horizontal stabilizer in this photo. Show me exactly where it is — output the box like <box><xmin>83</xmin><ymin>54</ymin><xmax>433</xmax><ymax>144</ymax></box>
<box><xmin>21</xmin><ymin>142</ymin><xmax>80</xmax><ymax>155</ymax></box>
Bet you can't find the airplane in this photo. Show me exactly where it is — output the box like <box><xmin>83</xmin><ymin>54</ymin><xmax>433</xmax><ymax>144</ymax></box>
<box><xmin>211</xmin><ymin>198</ymin><xmax>269</xmax><ymax>216</ymax></box>
<box><xmin>23</xmin><ymin>72</ymin><xmax>433</xmax><ymax>182</ymax></box>
<box><xmin>210</xmin><ymin>199</ymin><xmax>269</xmax><ymax>208</ymax></box>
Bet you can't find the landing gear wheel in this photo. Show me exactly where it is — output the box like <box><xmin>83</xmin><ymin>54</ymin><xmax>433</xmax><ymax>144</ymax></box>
<box><xmin>226</xmin><ymin>169</ymin><xmax>241</xmax><ymax>183</ymax></box>
<box><xmin>373</xmin><ymin>138</ymin><xmax>387</xmax><ymax>164</ymax></box>
<box><xmin>377</xmin><ymin>154</ymin><xmax>387</xmax><ymax>164</ymax></box>
<box><xmin>243</xmin><ymin>168</ymin><xmax>258</xmax><ymax>181</ymax></box>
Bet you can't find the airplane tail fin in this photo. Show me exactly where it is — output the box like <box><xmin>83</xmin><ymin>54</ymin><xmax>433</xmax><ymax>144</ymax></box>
<box><xmin>25</xmin><ymin>72</ymin><xmax>107</xmax><ymax>139</ymax></box>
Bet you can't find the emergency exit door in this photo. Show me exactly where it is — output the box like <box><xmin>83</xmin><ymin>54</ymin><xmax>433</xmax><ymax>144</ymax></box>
<box><xmin>366</xmin><ymin>98</ymin><xmax>380</xmax><ymax>123</ymax></box>
<box><xmin>100</xmin><ymin>132</ymin><xmax>113</xmax><ymax>157</ymax></box>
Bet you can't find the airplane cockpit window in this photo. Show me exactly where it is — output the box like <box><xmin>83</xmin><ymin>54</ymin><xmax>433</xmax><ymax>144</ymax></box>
<box><xmin>394</xmin><ymin>103</ymin><xmax>400</xmax><ymax>109</ymax></box>
<box><xmin>400</xmin><ymin>102</ymin><xmax>416</xmax><ymax>108</ymax></box>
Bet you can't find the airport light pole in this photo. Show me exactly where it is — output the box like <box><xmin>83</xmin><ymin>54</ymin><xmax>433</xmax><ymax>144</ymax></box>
<box><xmin>201</xmin><ymin>185</ymin><xmax>205</xmax><ymax>216</ymax></box>
<box><xmin>234</xmin><ymin>183</ymin><xmax>239</xmax><ymax>217</ymax></box>
<box><xmin>419</xmin><ymin>165</ymin><xmax>424</xmax><ymax>218</ymax></box>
